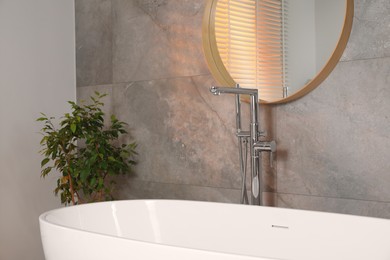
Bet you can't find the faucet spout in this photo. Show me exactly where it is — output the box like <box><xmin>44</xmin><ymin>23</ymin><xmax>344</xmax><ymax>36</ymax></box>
<box><xmin>210</xmin><ymin>86</ymin><xmax>258</xmax><ymax>96</ymax></box>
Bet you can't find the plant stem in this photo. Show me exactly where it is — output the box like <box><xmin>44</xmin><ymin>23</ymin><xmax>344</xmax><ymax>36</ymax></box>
<box><xmin>61</xmin><ymin>141</ymin><xmax>76</xmax><ymax>205</ymax></box>
<box><xmin>66</xmin><ymin>166</ymin><xmax>76</xmax><ymax>205</ymax></box>
<box><xmin>75</xmin><ymin>190</ymin><xmax>82</xmax><ymax>204</ymax></box>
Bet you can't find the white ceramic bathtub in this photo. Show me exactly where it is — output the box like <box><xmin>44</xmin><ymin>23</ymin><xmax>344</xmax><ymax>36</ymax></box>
<box><xmin>39</xmin><ymin>200</ymin><xmax>390</xmax><ymax>260</ymax></box>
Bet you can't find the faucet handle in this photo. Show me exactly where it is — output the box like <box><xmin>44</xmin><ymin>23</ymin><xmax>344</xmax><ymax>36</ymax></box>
<box><xmin>255</xmin><ymin>140</ymin><xmax>276</xmax><ymax>167</ymax></box>
<box><xmin>255</xmin><ymin>140</ymin><xmax>275</xmax><ymax>151</ymax></box>
<box><xmin>269</xmin><ymin>140</ymin><xmax>276</xmax><ymax>152</ymax></box>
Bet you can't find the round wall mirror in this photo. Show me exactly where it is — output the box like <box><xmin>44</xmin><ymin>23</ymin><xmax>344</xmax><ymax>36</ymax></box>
<box><xmin>202</xmin><ymin>0</ymin><xmax>354</xmax><ymax>104</ymax></box>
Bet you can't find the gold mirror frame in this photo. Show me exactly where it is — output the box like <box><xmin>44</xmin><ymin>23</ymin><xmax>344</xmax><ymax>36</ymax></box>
<box><xmin>202</xmin><ymin>0</ymin><xmax>354</xmax><ymax>104</ymax></box>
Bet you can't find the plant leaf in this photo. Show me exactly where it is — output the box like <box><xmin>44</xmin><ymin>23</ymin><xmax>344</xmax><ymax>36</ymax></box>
<box><xmin>70</xmin><ymin>123</ymin><xmax>77</xmax><ymax>133</ymax></box>
<box><xmin>60</xmin><ymin>176</ymin><xmax>69</xmax><ymax>185</ymax></box>
<box><xmin>80</xmin><ymin>168</ymin><xmax>90</xmax><ymax>182</ymax></box>
<box><xmin>41</xmin><ymin>158</ymin><xmax>50</xmax><ymax>167</ymax></box>
<box><xmin>41</xmin><ymin>167</ymin><xmax>52</xmax><ymax>177</ymax></box>
<box><xmin>90</xmin><ymin>177</ymin><xmax>97</xmax><ymax>187</ymax></box>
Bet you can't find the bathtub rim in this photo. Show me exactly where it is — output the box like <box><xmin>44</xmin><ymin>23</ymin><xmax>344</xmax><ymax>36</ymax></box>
<box><xmin>39</xmin><ymin>198</ymin><xmax>390</xmax><ymax>225</ymax></box>
<box><xmin>39</xmin><ymin>199</ymin><xmax>390</xmax><ymax>260</ymax></box>
<box><xmin>39</xmin><ymin>199</ymin><xmax>286</xmax><ymax>260</ymax></box>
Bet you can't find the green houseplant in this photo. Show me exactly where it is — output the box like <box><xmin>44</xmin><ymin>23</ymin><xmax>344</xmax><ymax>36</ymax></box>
<box><xmin>37</xmin><ymin>92</ymin><xmax>137</xmax><ymax>205</ymax></box>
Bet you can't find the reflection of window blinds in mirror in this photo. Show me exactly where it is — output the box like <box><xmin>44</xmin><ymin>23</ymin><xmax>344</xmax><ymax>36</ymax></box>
<box><xmin>215</xmin><ymin>0</ymin><xmax>288</xmax><ymax>102</ymax></box>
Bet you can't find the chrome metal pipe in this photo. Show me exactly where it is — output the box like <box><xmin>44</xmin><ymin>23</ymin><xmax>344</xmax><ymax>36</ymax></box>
<box><xmin>210</xmin><ymin>85</ymin><xmax>262</xmax><ymax>205</ymax></box>
<box><xmin>236</xmin><ymin>131</ymin><xmax>250</xmax><ymax>138</ymax></box>
<box><xmin>237</xmin><ymin>130</ymin><xmax>267</xmax><ymax>138</ymax></box>
<box><xmin>234</xmin><ymin>84</ymin><xmax>249</xmax><ymax>204</ymax></box>
<box><xmin>234</xmin><ymin>84</ymin><xmax>242</xmax><ymax>132</ymax></box>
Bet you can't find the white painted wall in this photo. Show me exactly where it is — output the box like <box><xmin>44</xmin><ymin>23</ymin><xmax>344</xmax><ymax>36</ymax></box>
<box><xmin>0</xmin><ymin>1</ymin><xmax>75</xmax><ymax>259</ymax></box>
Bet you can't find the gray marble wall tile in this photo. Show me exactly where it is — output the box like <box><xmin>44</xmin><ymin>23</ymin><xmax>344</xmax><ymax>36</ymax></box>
<box><xmin>277</xmin><ymin>193</ymin><xmax>390</xmax><ymax>219</ymax></box>
<box><xmin>341</xmin><ymin>0</ymin><xmax>390</xmax><ymax>61</ymax></box>
<box><xmin>75</xmin><ymin>0</ymin><xmax>113</xmax><ymax>87</ymax></box>
<box><xmin>273</xmin><ymin>0</ymin><xmax>390</xmax><ymax>218</ymax></box>
<box><xmin>109</xmin><ymin>75</ymin><xmax>243</xmax><ymax>189</ymax></box>
<box><xmin>75</xmin><ymin>75</ymin><xmax>273</xmax><ymax>204</ymax></box>
<box><xmin>112</xmin><ymin>0</ymin><xmax>209</xmax><ymax>83</ymax></box>
<box><xmin>75</xmin><ymin>0</ymin><xmax>390</xmax><ymax>219</ymax></box>
<box><xmin>275</xmin><ymin>56</ymin><xmax>390</xmax><ymax>202</ymax></box>
<box><xmin>114</xmin><ymin>179</ymin><xmax>241</xmax><ymax>203</ymax></box>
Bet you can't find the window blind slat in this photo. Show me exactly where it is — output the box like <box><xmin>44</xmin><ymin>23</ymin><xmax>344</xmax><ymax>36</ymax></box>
<box><xmin>215</xmin><ymin>0</ymin><xmax>288</xmax><ymax>100</ymax></box>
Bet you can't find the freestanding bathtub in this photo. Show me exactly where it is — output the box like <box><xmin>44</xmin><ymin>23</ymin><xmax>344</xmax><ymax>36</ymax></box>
<box><xmin>39</xmin><ymin>200</ymin><xmax>390</xmax><ymax>260</ymax></box>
